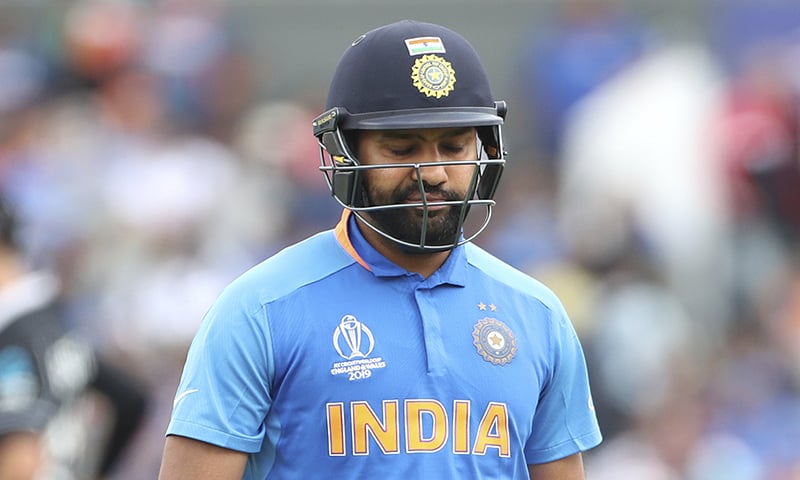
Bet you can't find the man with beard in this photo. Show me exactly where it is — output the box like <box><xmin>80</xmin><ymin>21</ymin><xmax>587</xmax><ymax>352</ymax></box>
<box><xmin>160</xmin><ymin>20</ymin><xmax>601</xmax><ymax>480</ymax></box>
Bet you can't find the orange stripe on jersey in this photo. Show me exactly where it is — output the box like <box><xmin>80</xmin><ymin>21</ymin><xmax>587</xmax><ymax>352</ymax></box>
<box><xmin>334</xmin><ymin>209</ymin><xmax>371</xmax><ymax>271</ymax></box>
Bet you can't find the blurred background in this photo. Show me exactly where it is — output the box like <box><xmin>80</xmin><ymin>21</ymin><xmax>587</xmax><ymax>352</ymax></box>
<box><xmin>1</xmin><ymin>0</ymin><xmax>799</xmax><ymax>478</ymax></box>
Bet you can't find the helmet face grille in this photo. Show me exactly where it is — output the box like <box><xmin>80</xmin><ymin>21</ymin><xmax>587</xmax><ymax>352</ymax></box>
<box><xmin>313</xmin><ymin>109</ymin><xmax>507</xmax><ymax>252</ymax></box>
<box><xmin>325</xmin><ymin>20</ymin><xmax>496</xmax><ymax>121</ymax></box>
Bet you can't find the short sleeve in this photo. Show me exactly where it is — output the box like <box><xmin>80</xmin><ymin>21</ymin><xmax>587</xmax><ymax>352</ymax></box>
<box><xmin>525</xmin><ymin>302</ymin><xmax>602</xmax><ymax>464</ymax></box>
<box><xmin>166</xmin><ymin>284</ymin><xmax>275</xmax><ymax>453</ymax></box>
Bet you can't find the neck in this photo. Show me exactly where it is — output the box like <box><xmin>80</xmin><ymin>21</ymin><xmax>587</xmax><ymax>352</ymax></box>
<box><xmin>355</xmin><ymin>216</ymin><xmax>450</xmax><ymax>278</ymax></box>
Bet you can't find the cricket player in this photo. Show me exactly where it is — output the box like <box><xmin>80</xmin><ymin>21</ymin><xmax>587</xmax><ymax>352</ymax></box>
<box><xmin>160</xmin><ymin>20</ymin><xmax>601</xmax><ymax>479</ymax></box>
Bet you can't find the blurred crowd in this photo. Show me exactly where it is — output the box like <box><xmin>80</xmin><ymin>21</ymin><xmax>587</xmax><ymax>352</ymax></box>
<box><xmin>0</xmin><ymin>0</ymin><xmax>799</xmax><ymax>478</ymax></box>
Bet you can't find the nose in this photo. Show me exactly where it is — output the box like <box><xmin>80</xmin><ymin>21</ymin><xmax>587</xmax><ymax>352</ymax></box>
<box><xmin>410</xmin><ymin>147</ymin><xmax>448</xmax><ymax>186</ymax></box>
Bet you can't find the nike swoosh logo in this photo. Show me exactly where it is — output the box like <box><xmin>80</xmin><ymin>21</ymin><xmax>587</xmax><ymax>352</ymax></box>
<box><xmin>173</xmin><ymin>388</ymin><xmax>199</xmax><ymax>408</ymax></box>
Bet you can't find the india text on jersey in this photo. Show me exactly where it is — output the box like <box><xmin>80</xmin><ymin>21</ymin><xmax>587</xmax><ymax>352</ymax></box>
<box><xmin>326</xmin><ymin>399</ymin><xmax>510</xmax><ymax>457</ymax></box>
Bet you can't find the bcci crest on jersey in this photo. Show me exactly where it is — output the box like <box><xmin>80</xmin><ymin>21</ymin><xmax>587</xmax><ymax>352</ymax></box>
<box><xmin>331</xmin><ymin>315</ymin><xmax>386</xmax><ymax>381</ymax></box>
<box><xmin>472</xmin><ymin>317</ymin><xmax>517</xmax><ymax>365</ymax></box>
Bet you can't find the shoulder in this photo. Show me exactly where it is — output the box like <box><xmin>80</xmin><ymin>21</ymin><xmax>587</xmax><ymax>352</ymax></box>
<box><xmin>463</xmin><ymin>243</ymin><xmax>564</xmax><ymax>313</ymax></box>
<box><xmin>0</xmin><ymin>272</ymin><xmax>61</xmax><ymax>334</ymax></box>
<box><xmin>216</xmin><ymin>229</ymin><xmax>355</xmax><ymax>311</ymax></box>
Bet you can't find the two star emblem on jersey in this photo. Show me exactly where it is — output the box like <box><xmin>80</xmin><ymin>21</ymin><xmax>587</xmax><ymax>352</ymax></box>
<box><xmin>472</xmin><ymin>303</ymin><xmax>517</xmax><ymax>366</ymax></box>
<box><xmin>405</xmin><ymin>36</ymin><xmax>456</xmax><ymax>99</ymax></box>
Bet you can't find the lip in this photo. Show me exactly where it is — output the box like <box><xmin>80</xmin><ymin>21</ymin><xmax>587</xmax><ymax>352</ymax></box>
<box><xmin>405</xmin><ymin>196</ymin><xmax>447</xmax><ymax>204</ymax></box>
<box><xmin>405</xmin><ymin>197</ymin><xmax>449</xmax><ymax>212</ymax></box>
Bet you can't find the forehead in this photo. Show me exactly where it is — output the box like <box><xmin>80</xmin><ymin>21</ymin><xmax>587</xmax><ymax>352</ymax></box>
<box><xmin>360</xmin><ymin>127</ymin><xmax>476</xmax><ymax>143</ymax></box>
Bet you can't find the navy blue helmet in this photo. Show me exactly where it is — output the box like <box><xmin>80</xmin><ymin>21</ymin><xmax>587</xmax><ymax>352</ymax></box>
<box><xmin>313</xmin><ymin>20</ymin><xmax>507</xmax><ymax>251</ymax></box>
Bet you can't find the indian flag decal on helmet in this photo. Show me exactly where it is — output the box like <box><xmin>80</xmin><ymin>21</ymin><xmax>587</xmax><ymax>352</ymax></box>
<box><xmin>404</xmin><ymin>36</ymin><xmax>446</xmax><ymax>55</ymax></box>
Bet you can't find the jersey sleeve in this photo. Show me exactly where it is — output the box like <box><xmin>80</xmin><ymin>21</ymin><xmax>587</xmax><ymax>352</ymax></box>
<box><xmin>524</xmin><ymin>301</ymin><xmax>602</xmax><ymax>464</ymax></box>
<box><xmin>166</xmin><ymin>282</ymin><xmax>275</xmax><ymax>453</ymax></box>
<box><xmin>0</xmin><ymin>345</ymin><xmax>56</xmax><ymax>436</ymax></box>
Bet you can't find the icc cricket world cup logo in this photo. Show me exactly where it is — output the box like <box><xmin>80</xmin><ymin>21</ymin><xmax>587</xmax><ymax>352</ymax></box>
<box><xmin>333</xmin><ymin>314</ymin><xmax>375</xmax><ymax>360</ymax></box>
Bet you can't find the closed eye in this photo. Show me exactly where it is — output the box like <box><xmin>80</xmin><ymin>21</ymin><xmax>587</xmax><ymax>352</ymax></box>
<box><xmin>442</xmin><ymin>144</ymin><xmax>467</xmax><ymax>154</ymax></box>
<box><xmin>388</xmin><ymin>147</ymin><xmax>415</xmax><ymax>157</ymax></box>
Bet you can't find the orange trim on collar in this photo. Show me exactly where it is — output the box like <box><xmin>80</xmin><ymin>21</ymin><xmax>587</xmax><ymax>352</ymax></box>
<box><xmin>334</xmin><ymin>209</ymin><xmax>371</xmax><ymax>271</ymax></box>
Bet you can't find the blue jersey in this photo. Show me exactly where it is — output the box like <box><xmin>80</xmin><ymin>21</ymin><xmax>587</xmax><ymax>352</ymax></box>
<box><xmin>167</xmin><ymin>211</ymin><xmax>601</xmax><ymax>479</ymax></box>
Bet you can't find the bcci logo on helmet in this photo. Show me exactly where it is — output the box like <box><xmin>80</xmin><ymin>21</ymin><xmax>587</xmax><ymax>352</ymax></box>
<box><xmin>411</xmin><ymin>54</ymin><xmax>456</xmax><ymax>99</ymax></box>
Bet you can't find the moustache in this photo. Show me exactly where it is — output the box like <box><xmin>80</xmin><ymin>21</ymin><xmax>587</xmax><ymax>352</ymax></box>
<box><xmin>392</xmin><ymin>183</ymin><xmax>464</xmax><ymax>205</ymax></box>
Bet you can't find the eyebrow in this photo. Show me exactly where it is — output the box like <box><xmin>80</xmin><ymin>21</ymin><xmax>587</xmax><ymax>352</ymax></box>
<box><xmin>377</xmin><ymin>127</ymin><xmax>474</xmax><ymax>142</ymax></box>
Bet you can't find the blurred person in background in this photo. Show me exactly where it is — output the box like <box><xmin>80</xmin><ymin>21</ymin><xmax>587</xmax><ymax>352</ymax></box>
<box><xmin>715</xmin><ymin>29</ymin><xmax>800</xmax><ymax>304</ymax></box>
<box><xmin>555</xmin><ymin>37</ymin><xmax>731</xmax><ymax>341</ymax></box>
<box><xmin>562</xmin><ymin>2</ymin><xmax>800</xmax><ymax>476</ymax></box>
<box><xmin>231</xmin><ymin>99</ymin><xmax>336</xmax><ymax>247</ymax></box>
<box><xmin>0</xmin><ymin>193</ymin><xmax>147</xmax><ymax>480</ymax></box>
<box><xmin>515</xmin><ymin>0</ymin><xmax>653</xmax><ymax>170</ymax></box>
<box><xmin>708</xmin><ymin>14</ymin><xmax>800</xmax><ymax>476</ymax></box>
<box><xmin>44</xmin><ymin>2</ymin><xmax>272</xmax><ymax>476</ymax></box>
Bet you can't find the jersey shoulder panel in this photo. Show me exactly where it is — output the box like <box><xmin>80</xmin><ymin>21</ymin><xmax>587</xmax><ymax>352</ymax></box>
<box><xmin>464</xmin><ymin>243</ymin><xmax>562</xmax><ymax>309</ymax></box>
<box><xmin>220</xmin><ymin>229</ymin><xmax>356</xmax><ymax>308</ymax></box>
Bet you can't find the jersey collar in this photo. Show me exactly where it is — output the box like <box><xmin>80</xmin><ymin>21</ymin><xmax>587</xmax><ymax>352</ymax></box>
<box><xmin>333</xmin><ymin>209</ymin><xmax>468</xmax><ymax>286</ymax></box>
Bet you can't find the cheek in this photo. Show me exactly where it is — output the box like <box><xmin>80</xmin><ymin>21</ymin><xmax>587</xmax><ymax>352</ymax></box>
<box><xmin>363</xmin><ymin>168</ymin><xmax>408</xmax><ymax>191</ymax></box>
<box><xmin>361</xmin><ymin>170</ymin><xmax>399</xmax><ymax>203</ymax></box>
<box><xmin>448</xmin><ymin>165</ymin><xmax>478</xmax><ymax>188</ymax></box>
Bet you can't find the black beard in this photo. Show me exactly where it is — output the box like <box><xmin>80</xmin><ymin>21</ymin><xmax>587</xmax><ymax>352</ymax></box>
<box><xmin>364</xmin><ymin>182</ymin><xmax>466</xmax><ymax>249</ymax></box>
